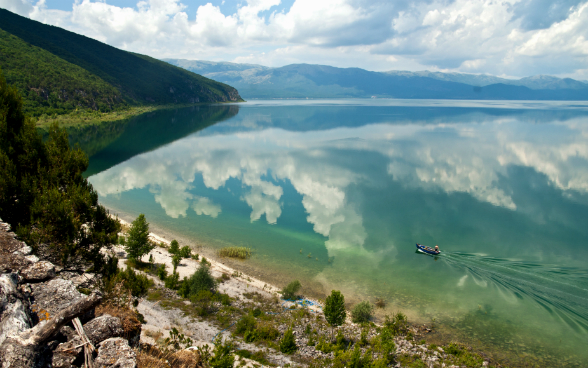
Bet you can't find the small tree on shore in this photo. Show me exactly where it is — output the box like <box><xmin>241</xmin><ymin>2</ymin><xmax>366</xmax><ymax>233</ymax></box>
<box><xmin>281</xmin><ymin>280</ymin><xmax>301</xmax><ymax>300</ymax></box>
<box><xmin>169</xmin><ymin>239</ymin><xmax>180</xmax><ymax>254</ymax></box>
<box><xmin>125</xmin><ymin>214</ymin><xmax>154</xmax><ymax>262</ymax></box>
<box><xmin>324</xmin><ymin>290</ymin><xmax>346</xmax><ymax>338</ymax></box>
<box><xmin>351</xmin><ymin>301</ymin><xmax>374</xmax><ymax>323</ymax></box>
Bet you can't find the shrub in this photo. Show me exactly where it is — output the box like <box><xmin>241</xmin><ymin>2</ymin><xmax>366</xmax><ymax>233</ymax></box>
<box><xmin>235</xmin><ymin>314</ymin><xmax>256</xmax><ymax>335</ymax></box>
<box><xmin>351</xmin><ymin>301</ymin><xmax>374</xmax><ymax>323</ymax></box>
<box><xmin>114</xmin><ymin>266</ymin><xmax>153</xmax><ymax>297</ymax></box>
<box><xmin>169</xmin><ymin>240</ymin><xmax>179</xmax><ymax>254</ymax></box>
<box><xmin>191</xmin><ymin>253</ymin><xmax>199</xmax><ymax>261</ymax></box>
<box><xmin>324</xmin><ymin>290</ymin><xmax>346</xmax><ymax>329</ymax></box>
<box><xmin>172</xmin><ymin>254</ymin><xmax>181</xmax><ymax>272</ymax></box>
<box><xmin>281</xmin><ymin>280</ymin><xmax>301</xmax><ymax>300</ymax></box>
<box><xmin>179</xmin><ymin>246</ymin><xmax>192</xmax><ymax>258</ymax></box>
<box><xmin>156</xmin><ymin>264</ymin><xmax>167</xmax><ymax>281</ymax></box>
<box><xmin>180</xmin><ymin>264</ymin><xmax>216</xmax><ymax>298</ymax></box>
<box><xmin>279</xmin><ymin>327</ymin><xmax>297</xmax><ymax>354</ymax></box>
<box><xmin>384</xmin><ymin>312</ymin><xmax>409</xmax><ymax>336</ymax></box>
<box><xmin>208</xmin><ymin>338</ymin><xmax>235</xmax><ymax>368</ymax></box>
<box><xmin>125</xmin><ymin>214</ymin><xmax>155</xmax><ymax>262</ymax></box>
<box><xmin>164</xmin><ymin>271</ymin><xmax>180</xmax><ymax>290</ymax></box>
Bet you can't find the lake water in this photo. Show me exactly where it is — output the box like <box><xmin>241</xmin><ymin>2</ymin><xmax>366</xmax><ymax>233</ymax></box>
<box><xmin>85</xmin><ymin>100</ymin><xmax>588</xmax><ymax>367</ymax></box>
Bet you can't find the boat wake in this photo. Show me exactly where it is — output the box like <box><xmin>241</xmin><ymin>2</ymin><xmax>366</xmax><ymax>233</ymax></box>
<box><xmin>440</xmin><ymin>252</ymin><xmax>588</xmax><ymax>334</ymax></box>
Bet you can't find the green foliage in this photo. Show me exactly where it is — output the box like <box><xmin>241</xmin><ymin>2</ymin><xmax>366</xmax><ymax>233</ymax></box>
<box><xmin>0</xmin><ymin>9</ymin><xmax>242</xmax><ymax>118</ymax></box>
<box><xmin>383</xmin><ymin>312</ymin><xmax>409</xmax><ymax>336</ymax></box>
<box><xmin>281</xmin><ymin>280</ymin><xmax>301</xmax><ymax>300</ymax></box>
<box><xmin>103</xmin><ymin>265</ymin><xmax>153</xmax><ymax>306</ymax></box>
<box><xmin>164</xmin><ymin>271</ymin><xmax>180</xmax><ymax>290</ymax></box>
<box><xmin>0</xmin><ymin>68</ymin><xmax>119</xmax><ymax>272</ymax></box>
<box><xmin>156</xmin><ymin>264</ymin><xmax>167</xmax><ymax>281</ymax></box>
<box><xmin>351</xmin><ymin>301</ymin><xmax>374</xmax><ymax>323</ymax></box>
<box><xmin>208</xmin><ymin>338</ymin><xmax>235</xmax><ymax>368</ymax></box>
<box><xmin>164</xmin><ymin>327</ymin><xmax>193</xmax><ymax>351</ymax></box>
<box><xmin>179</xmin><ymin>245</ymin><xmax>192</xmax><ymax>258</ymax></box>
<box><xmin>125</xmin><ymin>214</ymin><xmax>154</xmax><ymax>261</ymax></box>
<box><xmin>169</xmin><ymin>240</ymin><xmax>179</xmax><ymax>254</ymax></box>
<box><xmin>179</xmin><ymin>264</ymin><xmax>217</xmax><ymax>298</ymax></box>
<box><xmin>218</xmin><ymin>246</ymin><xmax>252</xmax><ymax>259</ymax></box>
<box><xmin>235</xmin><ymin>349</ymin><xmax>271</xmax><ymax>365</ymax></box>
<box><xmin>324</xmin><ymin>290</ymin><xmax>347</xmax><ymax>328</ymax></box>
<box><xmin>280</xmin><ymin>326</ymin><xmax>298</xmax><ymax>354</ymax></box>
<box><xmin>172</xmin><ymin>254</ymin><xmax>181</xmax><ymax>273</ymax></box>
<box><xmin>235</xmin><ymin>314</ymin><xmax>256</xmax><ymax>335</ymax></box>
<box><xmin>333</xmin><ymin>345</ymin><xmax>372</xmax><ymax>368</ymax></box>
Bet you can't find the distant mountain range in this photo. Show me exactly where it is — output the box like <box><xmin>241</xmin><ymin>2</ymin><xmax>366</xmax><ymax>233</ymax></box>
<box><xmin>165</xmin><ymin>59</ymin><xmax>588</xmax><ymax>100</ymax></box>
<box><xmin>0</xmin><ymin>9</ymin><xmax>242</xmax><ymax>116</ymax></box>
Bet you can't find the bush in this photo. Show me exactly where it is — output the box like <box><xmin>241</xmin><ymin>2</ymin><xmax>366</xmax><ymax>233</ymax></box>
<box><xmin>179</xmin><ymin>264</ymin><xmax>216</xmax><ymax>298</ymax></box>
<box><xmin>125</xmin><ymin>214</ymin><xmax>155</xmax><ymax>262</ymax></box>
<box><xmin>280</xmin><ymin>327</ymin><xmax>297</xmax><ymax>354</ymax></box>
<box><xmin>169</xmin><ymin>240</ymin><xmax>179</xmax><ymax>254</ymax></box>
<box><xmin>351</xmin><ymin>301</ymin><xmax>374</xmax><ymax>323</ymax></box>
<box><xmin>281</xmin><ymin>280</ymin><xmax>301</xmax><ymax>300</ymax></box>
<box><xmin>208</xmin><ymin>338</ymin><xmax>235</xmax><ymax>368</ymax></box>
<box><xmin>114</xmin><ymin>266</ymin><xmax>153</xmax><ymax>297</ymax></box>
<box><xmin>156</xmin><ymin>264</ymin><xmax>167</xmax><ymax>281</ymax></box>
<box><xmin>235</xmin><ymin>314</ymin><xmax>256</xmax><ymax>335</ymax></box>
<box><xmin>179</xmin><ymin>246</ymin><xmax>192</xmax><ymax>258</ymax></box>
<box><xmin>164</xmin><ymin>271</ymin><xmax>180</xmax><ymax>290</ymax></box>
<box><xmin>324</xmin><ymin>290</ymin><xmax>346</xmax><ymax>328</ymax></box>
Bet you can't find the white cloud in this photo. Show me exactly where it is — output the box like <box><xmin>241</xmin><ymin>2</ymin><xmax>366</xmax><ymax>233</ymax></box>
<box><xmin>193</xmin><ymin>196</ymin><xmax>221</xmax><ymax>218</ymax></box>
<box><xmin>4</xmin><ymin>0</ymin><xmax>588</xmax><ymax>77</ymax></box>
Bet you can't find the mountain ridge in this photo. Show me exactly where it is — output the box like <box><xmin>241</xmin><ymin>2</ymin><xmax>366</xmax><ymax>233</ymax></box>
<box><xmin>0</xmin><ymin>9</ymin><xmax>242</xmax><ymax>116</ymax></box>
<box><xmin>164</xmin><ymin>59</ymin><xmax>588</xmax><ymax>100</ymax></box>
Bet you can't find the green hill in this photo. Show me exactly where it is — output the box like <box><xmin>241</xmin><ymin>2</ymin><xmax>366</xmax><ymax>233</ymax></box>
<box><xmin>0</xmin><ymin>9</ymin><xmax>242</xmax><ymax>116</ymax></box>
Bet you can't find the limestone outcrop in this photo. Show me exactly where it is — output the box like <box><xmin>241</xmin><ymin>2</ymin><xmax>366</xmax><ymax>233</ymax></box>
<box><xmin>0</xmin><ymin>219</ymin><xmax>138</xmax><ymax>368</ymax></box>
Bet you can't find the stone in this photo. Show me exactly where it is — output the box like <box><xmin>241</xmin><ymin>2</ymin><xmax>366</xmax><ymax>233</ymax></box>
<box><xmin>95</xmin><ymin>337</ymin><xmax>137</xmax><ymax>368</ymax></box>
<box><xmin>30</xmin><ymin>278</ymin><xmax>90</xmax><ymax>323</ymax></box>
<box><xmin>83</xmin><ymin>314</ymin><xmax>124</xmax><ymax>346</ymax></box>
<box><xmin>20</xmin><ymin>261</ymin><xmax>56</xmax><ymax>282</ymax></box>
<box><xmin>51</xmin><ymin>336</ymin><xmax>83</xmax><ymax>368</ymax></box>
<box><xmin>0</xmin><ymin>273</ymin><xmax>32</xmax><ymax>346</ymax></box>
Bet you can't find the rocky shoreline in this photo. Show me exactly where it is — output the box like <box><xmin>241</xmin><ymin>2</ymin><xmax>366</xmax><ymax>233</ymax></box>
<box><xmin>0</xmin><ymin>216</ymin><xmax>496</xmax><ymax>368</ymax></box>
<box><xmin>0</xmin><ymin>219</ymin><xmax>140</xmax><ymax>368</ymax></box>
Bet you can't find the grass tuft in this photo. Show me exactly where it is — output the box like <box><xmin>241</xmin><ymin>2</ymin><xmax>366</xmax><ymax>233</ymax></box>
<box><xmin>218</xmin><ymin>246</ymin><xmax>252</xmax><ymax>259</ymax></box>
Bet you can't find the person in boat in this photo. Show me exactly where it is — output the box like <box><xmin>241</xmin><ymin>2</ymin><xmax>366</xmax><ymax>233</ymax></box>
<box><xmin>435</xmin><ymin>245</ymin><xmax>439</xmax><ymax>252</ymax></box>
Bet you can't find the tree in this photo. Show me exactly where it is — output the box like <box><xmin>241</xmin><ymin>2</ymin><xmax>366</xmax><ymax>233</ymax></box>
<box><xmin>125</xmin><ymin>214</ymin><xmax>154</xmax><ymax>261</ymax></box>
<box><xmin>172</xmin><ymin>253</ymin><xmax>181</xmax><ymax>273</ymax></box>
<box><xmin>279</xmin><ymin>326</ymin><xmax>297</xmax><ymax>354</ymax></box>
<box><xmin>179</xmin><ymin>245</ymin><xmax>192</xmax><ymax>258</ymax></box>
<box><xmin>0</xmin><ymin>68</ymin><xmax>119</xmax><ymax>273</ymax></box>
<box><xmin>281</xmin><ymin>280</ymin><xmax>301</xmax><ymax>300</ymax></box>
<box><xmin>324</xmin><ymin>290</ymin><xmax>346</xmax><ymax>333</ymax></box>
<box><xmin>169</xmin><ymin>239</ymin><xmax>179</xmax><ymax>254</ymax></box>
<box><xmin>180</xmin><ymin>264</ymin><xmax>216</xmax><ymax>298</ymax></box>
<box><xmin>351</xmin><ymin>301</ymin><xmax>374</xmax><ymax>323</ymax></box>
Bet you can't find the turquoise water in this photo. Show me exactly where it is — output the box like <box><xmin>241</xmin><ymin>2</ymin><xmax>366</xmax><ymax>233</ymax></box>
<box><xmin>87</xmin><ymin>100</ymin><xmax>588</xmax><ymax>366</ymax></box>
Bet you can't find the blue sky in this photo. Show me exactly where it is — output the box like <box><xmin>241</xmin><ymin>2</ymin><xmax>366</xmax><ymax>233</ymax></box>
<box><xmin>2</xmin><ymin>0</ymin><xmax>588</xmax><ymax>79</ymax></box>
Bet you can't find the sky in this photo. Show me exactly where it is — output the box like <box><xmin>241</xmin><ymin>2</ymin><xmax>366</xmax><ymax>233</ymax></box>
<box><xmin>1</xmin><ymin>0</ymin><xmax>588</xmax><ymax>79</ymax></box>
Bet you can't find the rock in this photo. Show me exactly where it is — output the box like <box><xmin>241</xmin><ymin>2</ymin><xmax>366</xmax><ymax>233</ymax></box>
<box><xmin>12</xmin><ymin>244</ymin><xmax>32</xmax><ymax>256</ymax></box>
<box><xmin>83</xmin><ymin>314</ymin><xmax>124</xmax><ymax>346</ymax></box>
<box><xmin>95</xmin><ymin>337</ymin><xmax>136</xmax><ymax>368</ymax></box>
<box><xmin>20</xmin><ymin>261</ymin><xmax>56</xmax><ymax>282</ymax></box>
<box><xmin>30</xmin><ymin>278</ymin><xmax>91</xmax><ymax>323</ymax></box>
<box><xmin>25</xmin><ymin>255</ymin><xmax>40</xmax><ymax>263</ymax></box>
<box><xmin>51</xmin><ymin>336</ymin><xmax>83</xmax><ymax>368</ymax></box>
<box><xmin>0</xmin><ymin>273</ymin><xmax>32</xmax><ymax>345</ymax></box>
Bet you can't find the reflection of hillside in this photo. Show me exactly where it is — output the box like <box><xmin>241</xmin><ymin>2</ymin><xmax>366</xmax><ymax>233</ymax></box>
<box><xmin>78</xmin><ymin>105</ymin><xmax>239</xmax><ymax>176</ymax></box>
<box><xmin>202</xmin><ymin>104</ymin><xmax>588</xmax><ymax>136</ymax></box>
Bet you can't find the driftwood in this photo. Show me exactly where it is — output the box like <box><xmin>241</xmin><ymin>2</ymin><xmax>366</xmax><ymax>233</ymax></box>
<box><xmin>72</xmin><ymin>317</ymin><xmax>95</xmax><ymax>368</ymax></box>
<box><xmin>0</xmin><ymin>292</ymin><xmax>102</xmax><ymax>368</ymax></box>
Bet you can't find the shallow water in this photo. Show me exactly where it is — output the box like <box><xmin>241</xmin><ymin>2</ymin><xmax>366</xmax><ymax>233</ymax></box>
<box><xmin>86</xmin><ymin>100</ymin><xmax>588</xmax><ymax>366</ymax></box>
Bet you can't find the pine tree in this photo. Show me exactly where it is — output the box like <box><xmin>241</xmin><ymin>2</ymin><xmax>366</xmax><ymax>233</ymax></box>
<box><xmin>324</xmin><ymin>290</ymin><xmax>346</xmax><ymax>337</ymax></box>
<box><xmin>125</xmin><ymin>214</ymin><xmax>154</xmax><ymax>261</ymax></box>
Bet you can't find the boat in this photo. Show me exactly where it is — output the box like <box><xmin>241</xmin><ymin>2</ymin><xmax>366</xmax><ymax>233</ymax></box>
<box><xmin>416</xmin><ymin>243</ymin><xmax>440</xmax><ymax>255</ymax></box>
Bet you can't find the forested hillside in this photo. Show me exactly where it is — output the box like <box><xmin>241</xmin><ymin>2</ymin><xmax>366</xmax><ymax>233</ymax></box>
<box><xmin>0</xmin><ymin>9</ymin><xmax>242</xmax><ymax>116</ymax></box>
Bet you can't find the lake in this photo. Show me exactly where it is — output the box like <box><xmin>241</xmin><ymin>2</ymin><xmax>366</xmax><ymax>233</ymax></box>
<box><xmin>85</xmin><ymin>100</ymin><xmax>588</xmax><ymax>367</ymax></box>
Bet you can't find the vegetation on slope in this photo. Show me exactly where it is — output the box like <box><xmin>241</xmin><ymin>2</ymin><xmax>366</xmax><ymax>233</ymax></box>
<box><xmin>0</xmin><ymin>28</ymin><xmax>124</xmax><ymax>116</ymax></box>
<box><xmin>0</xmin><ymin>9</ymin><xmax>242</xmax><ymax>117</ymax></box>
<box><xmin>0</xmin><ymin>68</ymin><xmax>119</xmax><ymax>272</ymax></box>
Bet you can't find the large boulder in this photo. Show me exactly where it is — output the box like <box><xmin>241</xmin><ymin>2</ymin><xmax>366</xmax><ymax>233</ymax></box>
<box><xmin>29</xmin><ymin>278</ymin><xmax>93</xmax><ymax>323</ymax></box>
<box><xmin>83</xmin><ymin>314</ymin><xmax>123</xmax><ymax>346</ymax></box>
<box><xmin>95</xmin><ymin>337</ymin><xmax>136</xmax><ymax>368</ymax></box>
<box><xmin>20</xmin><ymin>261</ymin><xmax>56</xmax><ymax>282</ymax></box>
<box><xmin>0</xmin><ymin>273</ymin><xmax>31</xmax><ymax>346</ymax></box>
